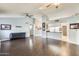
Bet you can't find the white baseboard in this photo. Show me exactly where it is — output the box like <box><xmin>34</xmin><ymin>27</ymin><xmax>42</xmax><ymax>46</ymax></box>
<box><xmin>1</xmin><ymin>39</ymin><xmax>10</xmax><ymax>42</ymax></box>
<box><xmin>42</xmin><ymin>37</ymin><xmax>79</xmax><ymax>45</ymax></box>
<box><xmin>67</xmin><ymin>40</ymin><xmax>79</xmax><ymax>45</ymax></box>
<box><xmin>60</xmin><ymin>40</ymin><xmax>79</xmax><ymax>45</ymax></box>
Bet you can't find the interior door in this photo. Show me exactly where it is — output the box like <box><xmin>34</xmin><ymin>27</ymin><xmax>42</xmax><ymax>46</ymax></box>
<box><xmin>61</xmin><ymin>23</ymin><xmax>69</xmax><ymax>42</ymax></box>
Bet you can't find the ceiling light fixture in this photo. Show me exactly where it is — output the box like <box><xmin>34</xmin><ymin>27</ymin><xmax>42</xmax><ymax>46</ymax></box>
<box><xmin>39</xmin><ymin>3</ymin><xmax>60</xmax><ymax>10</ymax></box>
<box><xmin>53</xmin><ymin>3</ymin><xmax>60</xmax><ymax>8</ymax></box>
<box><xmin>39</xmin><ymin>3</ymin><xmax>52</xmax><ymax>10</ymax></box>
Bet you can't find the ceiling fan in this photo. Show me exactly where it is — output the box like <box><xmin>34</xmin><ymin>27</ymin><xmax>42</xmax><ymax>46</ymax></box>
<box><xmin>21</xmin><ymin>13</ymin><xmax>34</xmax><ymax>18</ymax></box>
<box><xmin>39</xmin><ymin>3</ymin><xmax>60</xmax><ymax>10</ymax></box>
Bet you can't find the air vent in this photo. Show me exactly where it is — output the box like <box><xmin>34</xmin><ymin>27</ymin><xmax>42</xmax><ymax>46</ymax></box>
<box><xmin>74</xmin><ymin>13</ymin><xmax>79</xmax><ymax>16</ymax></box>
<box><xmin>54</xmin><ymin>19</ymin><xmax>60</xmax><ymax>22</ymax></box>
<box><xmin>25</xmin><ymin>13</ymin><xmax>33</xmax><ymax>18</ymax></box>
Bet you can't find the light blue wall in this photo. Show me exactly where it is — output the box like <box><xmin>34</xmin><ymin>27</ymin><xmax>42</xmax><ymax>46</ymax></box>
<box><xmin>62</xmin><ymin>15</ymin><xmax>79</xmax><ymax>44</ymax></box>
<box><xmin>47</xmin><ymin>15</ymin><xmax>79</xmax><ymax>45</ymax></box>
<box><xmin>0</xmin><ymin>17</ymin><xmax>32</xmax><ymax>41</ymax></box>
<box><xmin>50</xmin><ymin>15</ymin><xmax>79</xmax><ymax>44</ymax></box>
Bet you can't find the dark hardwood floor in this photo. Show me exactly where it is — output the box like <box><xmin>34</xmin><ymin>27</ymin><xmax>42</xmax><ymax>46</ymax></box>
<box><xmin>1</xmin><ymin>37</ymin><xmax>79</xmax><ymax>56</ymax></box>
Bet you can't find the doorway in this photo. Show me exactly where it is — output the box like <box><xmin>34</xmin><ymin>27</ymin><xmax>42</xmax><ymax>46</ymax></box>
<box><xmin>61</xmin><ymin>23</ymin><xmax>69</xmax><ymax>42</ymax></box>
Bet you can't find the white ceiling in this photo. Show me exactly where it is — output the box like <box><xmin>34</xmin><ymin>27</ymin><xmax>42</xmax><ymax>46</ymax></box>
<box><xmin>0</xmin><ymin>3</ymin><xmax>44</xmax><ymax>14</ymax></box>
<box><xmin>39</xmin><ymin>3</ymin><xmax>79</xmax><ymax>20</ymax></box>
<box><xmin>0</xmin><ymin>3</ymin><xmax>79</xmax><ymax>20</ymax></box>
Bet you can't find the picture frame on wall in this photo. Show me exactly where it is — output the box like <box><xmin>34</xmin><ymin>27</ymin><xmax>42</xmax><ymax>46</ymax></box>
<box><xmin>1</xmin><ymin>24</ymin><xmax>11</xmax><ymax>30</ymax></box>
<box><xmin>42</xmin><ymin>22</ymin><xmax>45</xmax><ymax>31</ymax></box>
<box><xmin>70</xmin><ymin>23</ymin><xmax>79</xmax><ymax>29</ymax></box>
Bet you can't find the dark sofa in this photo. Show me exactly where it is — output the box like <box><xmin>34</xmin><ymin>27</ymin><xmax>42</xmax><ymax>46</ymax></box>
<box><xmin>10</xmin><ymin>32</ymin><xmax>26</xmax><ymax>40</ymax></box>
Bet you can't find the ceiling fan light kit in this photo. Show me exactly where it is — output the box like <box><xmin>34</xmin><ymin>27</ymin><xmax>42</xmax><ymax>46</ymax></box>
<box><xmin>39</xmin><ymin>3</ymin><xmax>60</xmax><ymax>10</ymax></box>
